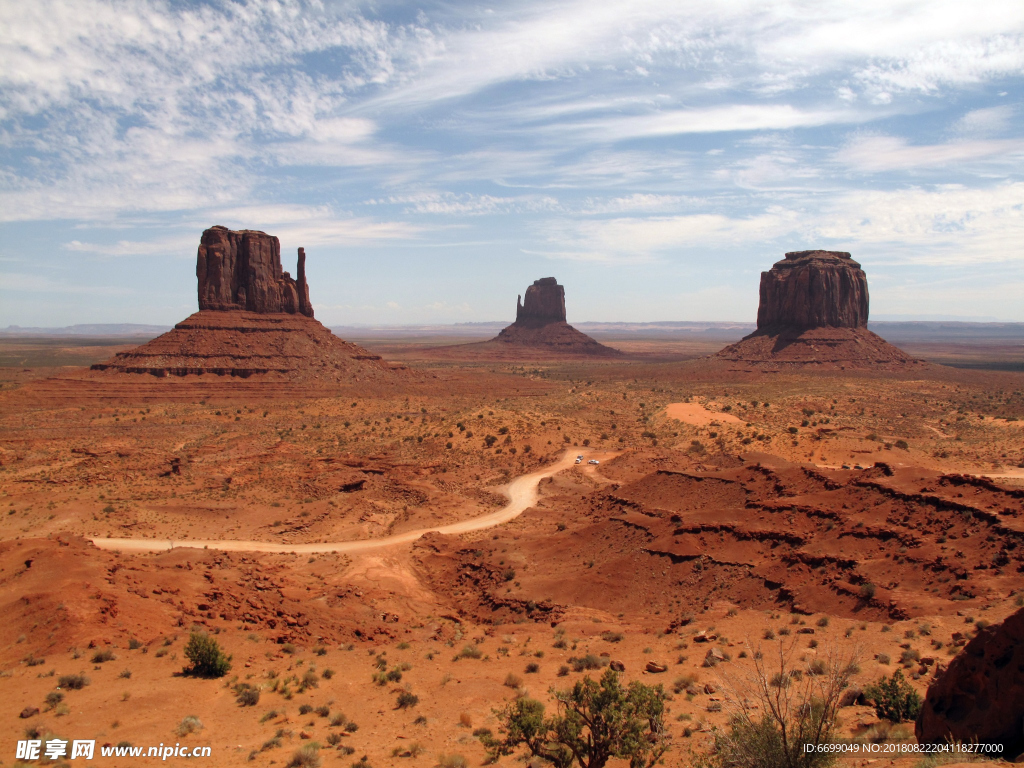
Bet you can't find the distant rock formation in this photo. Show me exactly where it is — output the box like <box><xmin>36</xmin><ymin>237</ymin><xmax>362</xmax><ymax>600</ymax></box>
<box><xmin>516</xmin><ymin>277</ymin><xmax>566</xmax><ymax>325</ymax></box>
<box><xmin>716</xmin><ymin>250</ymin><xmax>917</xmax><ymax>368</ymax></box>
<box><xmin>493</xmin><ymin>277</ymin><xmax>621</xmax><ymax>356</ymax></box>
<box><xmin>917</xmin><ymin>606</ymin><xmax>1024</xmax><ymax>759</ymax></box>
<box><xmin>757</xmin><ymin>251</ymin><xmax>868</xmax><ymax>331</ymax></box>
<box><xmin>91</xmin><ymin>227</ymin><xmax>395</xmax><ymax>381</ymax></box>
<box><xmin>197</xmin><ymin>226</ymin><xmax>313</xmax><ymax>317</ymax></box>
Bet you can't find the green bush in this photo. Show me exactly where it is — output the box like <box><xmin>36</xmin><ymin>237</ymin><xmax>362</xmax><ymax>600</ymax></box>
<box><xmin>183</xmin><ymin>630</ymin><xmax>231</xmax><ymax>678</ymax></box>
<box><xmin>485</xmin><ymin>668</ymin><xmax>668</xmax><ymax>768</ymax></box>
<box><xmin>697</xmin><ymin>645</ymin><xmax>857</xmax><ymax>768</ymax></box>
<box><xmin>865</xmin><ymin>669</ymin><xmax>922</xmax><ymax>723</ymax></box>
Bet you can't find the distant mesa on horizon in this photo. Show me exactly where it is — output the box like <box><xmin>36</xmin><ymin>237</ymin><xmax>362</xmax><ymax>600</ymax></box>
<box><xmin>90</xmin><ymin>226</ymin><xmax>395</xmax><ymax>382</ymax></box>
<box><xmin>717</xmin><ymin>249</ymin><xmax>920</xmax><ymax>369</ymax></box>
<box><xmin>492</xmin><ymin>277</ymin><xmax>622</xmax><ymax>357</ymax></box>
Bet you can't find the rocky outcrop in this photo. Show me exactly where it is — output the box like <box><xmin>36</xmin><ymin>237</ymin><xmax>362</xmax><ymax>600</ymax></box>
<box><xmin>916</xmin><ymin>607</ymin><xmax>1024</xmax><ymax>759</ymax></box>
<box><xmin>492</xmin><ymin>278</ymin><xmax>621</xmax><ymax>356</ymax></box>
<box><xmin>90</xmin><ymin>226</ymin><xmax>397</xmax><ymax>382</ymax></box>
<box><xmin>757</xmin><ymin>251</ymin><xmax>868</xmax><ymax>331</ymax></box>
<box><xmin>197</xmin><ymin>226</ymin><xmax>313</xmax><ymax>317</ymax></box>
<box><xmin>516</xmin><ymin>277</ymin><xmax>566</xmax><ymax>325</ymax></box>
<box><xmin>716</xmin><ymin>249</ymin><xmax>917</xmax><ymax>368</ymax></box>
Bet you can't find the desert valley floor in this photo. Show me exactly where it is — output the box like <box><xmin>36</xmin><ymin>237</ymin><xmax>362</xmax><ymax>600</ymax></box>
<box><xmin>0</xmin><ymin>331</ymin><xmax>1022</xmax><ymax>767</ymax></box>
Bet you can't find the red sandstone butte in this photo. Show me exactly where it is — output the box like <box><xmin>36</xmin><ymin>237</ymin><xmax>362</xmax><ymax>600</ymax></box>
<box><xmin>717</xmin><ymin>250</ymin><xmax>917</xmax><ymax>368</ymax></box>
<box><xmin>197</xmin><ymin>226</ymin><xmax>313</xmax><ymax>317</ymax></box>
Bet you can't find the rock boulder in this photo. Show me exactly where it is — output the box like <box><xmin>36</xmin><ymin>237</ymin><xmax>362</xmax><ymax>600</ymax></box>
<box><xmin>916</xmin><ymin>607</ymin><xmax>1024</xmax><ymax>759</ymax></box>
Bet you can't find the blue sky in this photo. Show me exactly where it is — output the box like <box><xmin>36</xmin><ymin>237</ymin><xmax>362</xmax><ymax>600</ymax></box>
<box><xmin>1</xmin><ymin>0</ymin><xmax>1022</xmax><ymax>326</ymax></box>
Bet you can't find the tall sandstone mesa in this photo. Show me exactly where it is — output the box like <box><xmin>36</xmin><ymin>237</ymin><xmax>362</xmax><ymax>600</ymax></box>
<box><xmin>91</xmin><ymin>226</ymin><xmax>393</xmax><ymax>382</ymax></box>
<box><xmin>515</xmin><ymin>276</ymin><xmax>567</xmax><ymax>325</ymax></box>
<box><xmin>493</xmin><ymin>277</ymin><xmax>620</xmax><ymax>356</ymax></box>
<box><xmin>197</xmin><ymin>226</ymin><xmax>313</xmax><ymax>317</ymax></box>
<box><xmin>716</xmin><ymin>249</ymin><xmax>916</xmax><ymax>368</ymax></box>
<box><xmin>756</xmin><ymin>250</ymin><xmax>868</xmax><ymax>330</ymax></box>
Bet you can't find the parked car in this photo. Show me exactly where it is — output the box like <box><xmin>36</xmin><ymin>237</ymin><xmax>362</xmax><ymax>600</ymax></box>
<box><xmin>588</xmin><ymin>459</ymin><xmax>600</xmax><ymax>465</ymax></box>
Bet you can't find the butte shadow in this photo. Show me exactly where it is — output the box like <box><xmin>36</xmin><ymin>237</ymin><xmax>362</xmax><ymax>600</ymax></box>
<box><xmin>90</xmin><ymin>226</ymin><xmax>396</xmax><ymax>384</ymax></box>
<box><xmin>715</xmin><ymin>250</ymin><xmax>920</xmax><ymax>370</ymax></box>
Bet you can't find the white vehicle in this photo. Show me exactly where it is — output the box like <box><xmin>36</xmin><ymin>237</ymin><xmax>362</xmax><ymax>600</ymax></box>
<box><xmin>576</xmin><ymin>455</ymin><xmax>584</xmax><ymax>461</ymax></box>
<box><xmin>574</xmin><ymin>458</ymin><xmax>581</xmax><ymax>464</ymax></box>
<box><xmin>588</xmin><ymin>459</ymin><xmax>600</xmax><ymax>465</ymax></box>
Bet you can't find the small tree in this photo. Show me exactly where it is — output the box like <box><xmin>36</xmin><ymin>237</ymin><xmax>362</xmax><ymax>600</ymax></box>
<box><xmin>183</xmin><ymin>630</ymin><xmax>231</xmax><ymax>678</ymax></box>
<box><xmin>699</xmin><ymin>641</ymin><xmax>859</xmax><ymax>768</ymax></box>
<box><xmin>864</xmin><ymin>669</ymin><xmax>921</xmax><ymax>723</ymax></box>
<box><xmin>485</xmin><ymin>667</ymin><xmax>668</xmax><ymax>768</ymax></box>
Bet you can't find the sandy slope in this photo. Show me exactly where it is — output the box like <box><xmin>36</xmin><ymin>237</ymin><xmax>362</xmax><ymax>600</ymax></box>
<box><xmin>89</xmin><ymin>449</ymin><xmax>612</xmax><ymax>554</ymax></box>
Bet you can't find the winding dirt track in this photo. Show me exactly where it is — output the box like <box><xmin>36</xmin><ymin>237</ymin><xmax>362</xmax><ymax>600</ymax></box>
<box><xmin>89</xmin><ymin>450</ymin><xmax>582</xmax><ymax>555</ymax></box>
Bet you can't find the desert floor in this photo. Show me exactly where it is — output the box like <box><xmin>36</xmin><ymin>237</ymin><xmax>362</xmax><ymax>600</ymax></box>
<box><xmin>0</xmin><ymin>333</ymin><xmax>1021</xmax><ymax>767</ymax></box>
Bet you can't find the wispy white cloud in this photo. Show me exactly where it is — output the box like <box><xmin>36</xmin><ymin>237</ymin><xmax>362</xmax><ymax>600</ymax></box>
<box><xmin>836</xmin><ymin>134</ymin><xmax>1024</xmax><ymax>171</ymax></box>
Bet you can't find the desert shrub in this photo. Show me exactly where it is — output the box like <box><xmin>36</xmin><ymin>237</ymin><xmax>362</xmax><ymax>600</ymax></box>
<box><xmin>91</xmin><ymin>648</ymin><xmax>116</xmax><ymax>663</ymax></box>
<box><xmin>568</xmin><ymin>654</ymin><xmax>606</xmax><ymax>672</ymax></box>
<box><xmin>299</xmin><ymin>704</ymin><xmax>313</xmax><ymax>715</ymax></box>
<box><xmin>864</xmin><ymin>670</ymin><xmax>922</xmax><ymax>723</ymax></box>
<box><xmin>329</xmin><ymin>713</ymin><xmax>347</xmax><ymax>727</ymax></box>
<box><xmin>315</xmin><ymin>705</ymin><xmax>330</xmax><ymax>717</ymax></box>
<box><xmin>176</xmin><ymin>715</ymin><xmax>203</xmax><ymax>737</ymax></box>
<box><xmin>673</xmin><ymin>673</ymin><xmax>699</xmax><ymax>694</ymax></box>
<box><xmin>436</xmin><ymin>754</ymin><xmax>467</xmax><ymax>768</ymax></box>
<box><xmin>601</xmin><ymin>631</ymin><xmax>624</xmax><ymax>643</ymax></box>
<box><xmin>877</xmin><ymin>653</ymin><xmax>890</xmax><ymax>665</ymax></box>
<box><xmin>183</xmin><ymin>631</ymin><xmax>231</xmax><ymax>678</ymax></box>
<box><xmin>119</xmin><ymin>668</ymin><xmax>132</xmax><ymax>679</ymax></box>
<box><xmin>763</xmin><ymin>629</ymin><xmax>776</xmax><ymax>640</ymax></box>
<box><xmin>129</xmin><ymin>637</ymin><xmax>142</xmax><ymax>650</ymax></box>
<box><xmin>525</xmin><ymin>662</ymin><xmax>540</xmax><ymax>674</ymax></box>
<box><xmin>899</xmin><ymin>649</ymin><xmax>921</xmax><ymax>667</ymax></box>
<box><xmin>344</xmin><ymin>720</ymin><xmax>359</xmax><ymax>732</ymax></box>
<box><xmin>485</xmin><ymin>668</ymin><xmax>668</xmax><ymax>768</ymax></box>
<box><xmin>396</xmin><ymin>691</ymin><xmax>419</xmax><ymax>709</ymax></box>
<box><xmin>322</xmin><ymin>668</ymin><xmax>335</xmax><ymax>680</ymax></box>
<box><xmin>557</xmin><ymin>665</ymin><xmax>569</xmax><ymax>677</ymax></box>
<box><xmin>698</xmin><ymin>643</ymin><xmax>858</xmax><ymax>768</ymax></box>
<box><xmin>859</xmin><ymin>583</ymin><xmax>877</xmax><ymax>600</ymax></box>
<box><xmin>504</xmin><ymin>673</ymin><xmax>523</xmax><ymax>688</ymax></box>
<box><xmin>286</xmin><ymin>744</ymin><xmax>321</xmax><ymax>768</ymax></box>
<box><xmin>454</xmin><ymin>644</ymin><xmax>482</xmax><ymax>661</ymax></box>
<box><xmin>58</xmin><ymin>673</ymin><xmax>89</xmax><ymax>690</ymax></box>
<box><xmin>237</xmin><ymin>687</ymin><xmax>260</xmax><ymax>707</ymax></box>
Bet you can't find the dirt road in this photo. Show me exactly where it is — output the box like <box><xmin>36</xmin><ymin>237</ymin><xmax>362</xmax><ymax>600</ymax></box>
<box><xmin>90</xmin><ymin>449</ymin><xmax>598</xmax><ymax>554</ymax></box>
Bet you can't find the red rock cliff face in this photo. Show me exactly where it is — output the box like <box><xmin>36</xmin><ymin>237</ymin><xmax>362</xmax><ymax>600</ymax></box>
<box><xmin>756</xmin><ymin>250</ymin><xmax>868</xmax><ymax>330</ymax></box>
<box><xmin>196</xmin><ymin>226</ymin><xmax>313</xmax><ymax>317</ymax></box>
<box><xmin>917</xmin><ymin>606</ymin><xmax>1024</xmax><ymax>759</ymax></box>
<box><xmin>515</xmin><ymin>277</ymin><xmax>566</xmax><ymax>325</ymax></box>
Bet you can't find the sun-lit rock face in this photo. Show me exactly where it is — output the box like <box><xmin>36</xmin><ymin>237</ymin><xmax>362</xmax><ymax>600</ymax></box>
<box><xmin>196</xmin><ymin>226</ymin><xmax>313</xmax><ymax>318</ymax></box>
<box><xmin>756</xmin><ymin>250</ymin><xmax>869</xmax><ymax>331</ymax></box>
